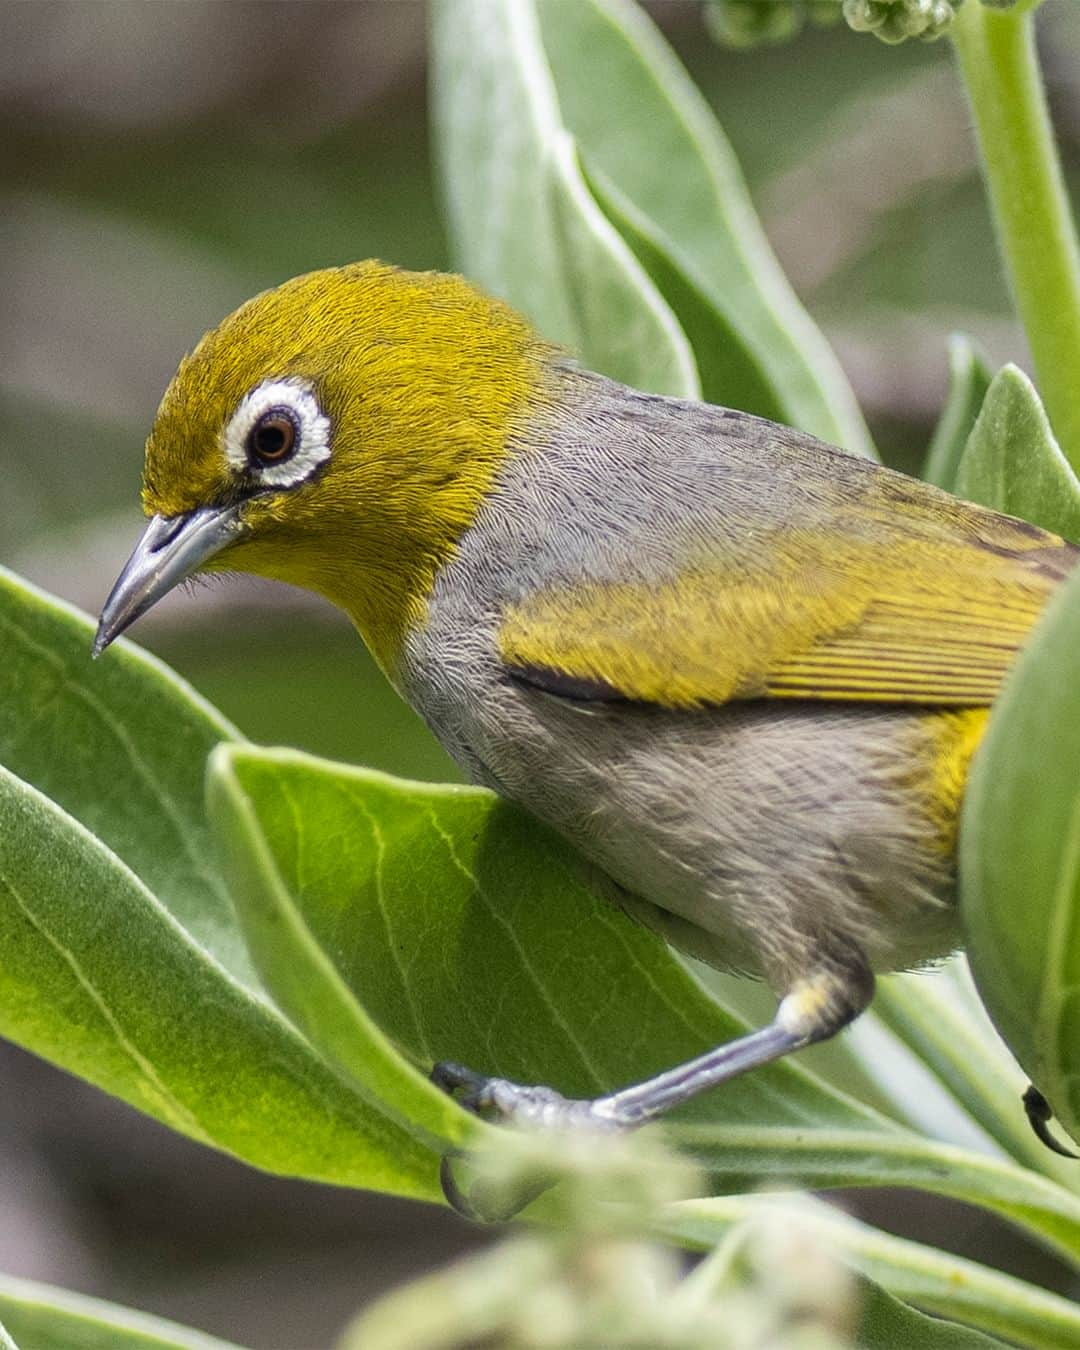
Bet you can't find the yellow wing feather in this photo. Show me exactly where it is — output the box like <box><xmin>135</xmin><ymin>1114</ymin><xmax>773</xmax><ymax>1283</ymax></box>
<box><xmin>499</xmin><ymin>515</ymin><xmax>1073</xmax><ymax>710</ymax></box>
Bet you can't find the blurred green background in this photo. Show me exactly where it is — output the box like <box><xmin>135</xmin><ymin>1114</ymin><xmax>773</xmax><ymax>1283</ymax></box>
<box><xmin>3</xmin><ymin>3</ymin><xmax>1080</xmax><ymax>1346</ymax></box>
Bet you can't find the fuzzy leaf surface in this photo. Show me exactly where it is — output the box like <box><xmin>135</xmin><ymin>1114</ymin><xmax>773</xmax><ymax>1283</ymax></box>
<box><xmin>961</xmin><ymin>559</ymin><xmax>1080</xmax><ymax>1150</ymax></box>
<box><xmin>954</xmin><ymin>364</ymin><xmax>1080</xmax><ymax>539</ymax></box>
<box><xmin>208</xmin><ymin>745</ymin><xmax>1080</xmax><ymax>1252</ymax></box>
<box><xmin>0</xmin><ymin>1273</ymin><xmax>244</xmax><ymax>1350</ymax></box>
<box><xmin>0</xmin><ymin>568</ymin><xmax>437</xmax><ymax>1197</ymax></box>
<box><xmin>431</xmin><ymin>0</ymin><xmax>699</xmax><ymax>399</ymax></box>
<box><xmin>924</xmin><ymin>335</ymin><xmax>994</xmax><ymax>490</ymax></box>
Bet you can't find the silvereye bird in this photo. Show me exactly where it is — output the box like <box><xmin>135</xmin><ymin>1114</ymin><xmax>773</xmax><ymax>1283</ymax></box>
<box><xmin>95</xmin><ymin>261</ymin><xmax>1076</xmax><ymax>1138</ymax></box>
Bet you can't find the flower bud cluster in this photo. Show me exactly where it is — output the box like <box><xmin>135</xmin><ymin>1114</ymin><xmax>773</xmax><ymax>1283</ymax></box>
<box><xmin>842</xmin><ymin>0</ymin><xmax>961</xmax><ymax>43</ymax></box>
<box><xmin>706</xmin><ymin>0</ymin><xmax>976</xmax><ymax>48</ymax></box>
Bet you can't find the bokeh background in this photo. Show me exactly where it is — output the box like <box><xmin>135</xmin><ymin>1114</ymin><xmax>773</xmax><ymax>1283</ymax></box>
<box><xmin>3</xmin><ymin>3</ymin><xmax>1080</xmax><ymax>1346</ymax></box>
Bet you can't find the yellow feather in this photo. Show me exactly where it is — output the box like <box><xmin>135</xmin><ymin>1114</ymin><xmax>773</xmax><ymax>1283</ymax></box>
<box><xmin>500</xmin><ymin>523</ymin><xmax>1066</xmax><ymax>708</ymax></box>
<box><xmin>923</xmin><ymin>708</ymin><xmax>990</xmax><ymax>854</ymax></box>
<box><xmin>142</xmin><ymin>262</ymin><xmax>554</xmax><ymax>674</ymax></box>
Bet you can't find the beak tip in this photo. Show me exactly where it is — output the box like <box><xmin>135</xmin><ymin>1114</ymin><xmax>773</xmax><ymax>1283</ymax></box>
<box><xmin>89</xmin><ymin>505</ymin><xmax>241</xmax><ymax>663</ymax></box>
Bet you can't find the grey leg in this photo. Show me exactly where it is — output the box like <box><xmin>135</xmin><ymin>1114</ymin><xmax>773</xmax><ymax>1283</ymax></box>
<box><xmin>432</xmin><ymin>962</ymin><xmax>874</xmax><ymax>1131</ymax></box>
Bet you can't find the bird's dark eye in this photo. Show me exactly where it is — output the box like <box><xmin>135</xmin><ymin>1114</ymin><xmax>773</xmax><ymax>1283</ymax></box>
<box><xmin>247</xmin><ymin>408</ymin><xmax>299</xmax><ymax>465</ymax></box>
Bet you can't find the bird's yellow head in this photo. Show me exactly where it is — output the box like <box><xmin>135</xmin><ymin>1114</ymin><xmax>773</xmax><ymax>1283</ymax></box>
<box><xmin>96</xmin><ymin>261</ymin><xmax>552</xmax><ymax>672</ymax></box>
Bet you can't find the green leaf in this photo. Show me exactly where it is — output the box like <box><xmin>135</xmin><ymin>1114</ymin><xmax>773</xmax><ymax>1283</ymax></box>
<box><xmin>207</xmin><ymin>746</ymin><xmax>475</xmax><ymax>1153</ymax></box>
<box><xmin>0</xmin><ymin>763</ymin><xmax>433</xmax><ymax>1194</ymax></box>
<box><xmin>0</xmin><ymin>1272</ymin><xmax>245</xmax><ymax>1350</ymax></box>
<box><xmin>923</xmin><ymin>335</ymin><xmax>994</xmax><ymax>489</ymax></box>
<box><xmin>961</xmin><ymin>559</ymin><xmax>1080</xmax><ymax>1149</ymax></box>
<box><xmin>670</xmin><ymin>1194</ymin><xmax>1080</xmax><ymax>1348</ymax></box>
<box><xmin>872</xmin><ymin>963</ymin><xmax>1080</xmax><ymax>1185</ymax></box>
<box><xmin>580</xmin><ymin>162</ymin><xmax>788</xmax><ymax>419</ymax></box>
<box><xmin>430</xmin><ymin>0</ymin><xmax>700</xmax><ymax>399</ymax></box>
<box><xmin>208</xmin><ymin>745</ymin><xmax>887</xmax><ymax>1131</ymax></box>
<box><xmin>530</xmin><ymin>0</ymin><xmax>873</xmax><ymax>454</ymax></box>
<box><xmin>953</xmin><ymin>364</ymin><xmax>1080</xmax><ymax>538</ymax></box>
<box><xmin>0</xmin><ymin>567</ymin><xmax>438</xmax><ymax>1197</ymax></box>
<box><xmin>856</xmin><ymin>1294</ymin><xmax>1003</xmax><ymax>1350</ymax></box>
<box><xmin>0</xmin><ymin>567</ymin><xmax>252</xmax><ymax>981</ymax></box>
<box><xmin>207</xmin><ymin>745</ymin><xmax>1080</xmax><ymax>1254</ymax></box>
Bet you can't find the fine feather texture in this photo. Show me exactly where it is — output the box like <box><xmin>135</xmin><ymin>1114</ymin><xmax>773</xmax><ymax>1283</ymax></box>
<box><xmin>129</xmin><ymin>264</ymin><xmax>1078</xmax><ymax>994</ymax></box>
<box><xmin>497</xmin><ymin>382</ymin><xmax>1074</xmax><ymax>709</ymax></box>
<box><xmin>398</xmin><ymin>364</ymin><xmax>1073</xmax><ymax>986</ymax></box>
<box><xmin>141</xmin><ymin>262</ymin><xmax>554</xmax><ymax>674</ymax></box>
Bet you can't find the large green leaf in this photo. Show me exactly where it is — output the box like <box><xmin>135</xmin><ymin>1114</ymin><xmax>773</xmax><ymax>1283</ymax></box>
<box><xmin>432</xmin><ymin>0</ymin><xmax>871</xmax><ymax>451</ymax></box>
<box><xmin>0</xmin><ymin>567</ymin><xmax>249</xmax><ymax>981</ymax></box>
<box><xmin>430</xmin><ymin>0</ymin><xmax>699</xmax><ymax>399</ymax></box>
<box><xmin>531</xmin><ymin>0</ymin><xmax>872</xmax><ymax>454</ymax></box>
<box><xmin>923</xmin><ymin>335</ymin><xmax>994</xmax><ymax>489</ymax></box>
<box><xmin>207</xmin><ymin>744</ymin><xmax>1080</xmax><ymax>1253</ymax></box>
<box><xmin>961</xmin><ymin>560</ymin><xmax>1080</xmax><ymax>1149</ymax></box>
<box><xmin>953</xmin><ymin>364</ymin><xmax>1080</xmax><ymax>539</ymax></box>
<box><xmin>954</xmin><ymin>366</ymin><xmax>1080</xmax><ymax>1149</ymax></box>
<box><xmin>871</xmin><ymin>963</ymin><xmax>1080</xmax><ymax>1187</ymax></box>
<box><xmin>0</xmin><ymin>567</ymin><xmax>437</xmax><ymax>1197</ymax></box>
<box><xmin>208</xmin><ymin>745</ymin><xmax>888</xmax><ymax>1137</ymax></box>
<box><xmin>0</xmin><ymin>1273</ymin><xmax>243</xmax><ymax>1350</ymax></box>
<box><xmin>0</xmin><ymin>761</ymin><xmax>434</xmax><ymax>1194</ymax></box>
<box><xmin>580</xmin><ymin>163</ymin><xmax>786</xmax><ymax>418</ymax></box>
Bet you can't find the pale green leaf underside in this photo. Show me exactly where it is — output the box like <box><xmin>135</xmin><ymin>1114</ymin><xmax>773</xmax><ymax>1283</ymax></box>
<box><xmin>954</xmin><ymin>363</ymin><xmax>1080</xmax><ymax>540</ymax></box>
<box><xmin>961</xmin><ymin>559</ymin><xmax>1080</xmax><ymax>1151</ymax></box>
<box><xmin>0</xmin><ymin>1272</ymin><xmax>245</xmax><ymax>1350</ymax></box>
<box><xmin>0</xmin><ymin>566</ymin><xmax>437</xmax><ymax>1197</ymax></box>
<box><xmin>531</xmin><ymin>0</ymin><xmax>873</xmax><ymax>456</ymax></box>
<box><xmin>923</xmin><ymin>334</ymin><xmax>994</xmax><ymax>490</ymax></box>
<box><xmin>872</xmin><ymin>964</ymin><xmax>1080</xmax><ymax>1189</ymax></box>
<box><xmin>430</xmin><ymin>0</ymin><xmax>699</xmax><ymax>399</ymax></box>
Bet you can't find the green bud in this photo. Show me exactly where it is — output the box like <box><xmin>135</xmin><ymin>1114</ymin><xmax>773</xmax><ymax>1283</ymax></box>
<box><xmin>807</xmin><ymin>0</ymin><xmax>845</xmax><ymax>25</ymax></box>
<box><xmin>922</xmin><ymin>0</ymin><xmax>961</xmax><ymax>38</ymax></box>
<box><xmin>704</xmin><ymin>0</ymin><xmax>802</xmax><ymax>48</ymax></box>
<box><xmin>843</xmin><ymin>0</ymin><xmax>890</xmax><ymax>33</ymax></box>
<box><xmin>843</xmin><ymin>0</ymin><xmax>961</xmax><ymax>42</ymax></box>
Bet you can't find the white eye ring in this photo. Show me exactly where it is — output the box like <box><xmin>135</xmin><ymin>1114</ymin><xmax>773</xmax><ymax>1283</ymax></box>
<box><xmin>223</xmin><ymin>377</ymin><xmax>332</xmax><ymax>488</ymax></box>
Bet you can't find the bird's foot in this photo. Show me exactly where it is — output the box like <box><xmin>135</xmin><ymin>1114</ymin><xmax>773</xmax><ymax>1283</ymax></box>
<box><xmin>431</xmin><ymin>1060</ymin><xmax>623</xmax><ymax>1132</ymax></box>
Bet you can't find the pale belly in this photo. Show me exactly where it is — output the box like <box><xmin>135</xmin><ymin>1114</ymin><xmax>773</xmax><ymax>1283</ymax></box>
<box><xmin>404</xmin><ymin>656</ymin><xmax>963</xmax><ymax>990</ymax></box>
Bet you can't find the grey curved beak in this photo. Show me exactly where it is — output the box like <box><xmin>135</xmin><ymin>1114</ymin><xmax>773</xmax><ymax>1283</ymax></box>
<box><xmin>93</xmin><ymin>505</ymin><xmax>244</xmax><ymax>657</ymax></box>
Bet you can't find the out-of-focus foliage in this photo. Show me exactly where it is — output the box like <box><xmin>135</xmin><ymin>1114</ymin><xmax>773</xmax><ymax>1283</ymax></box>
<box><xmin>0</xmin><ymin>1274</ymin><xmax>245</xmax><ymax>1350</ymax></box>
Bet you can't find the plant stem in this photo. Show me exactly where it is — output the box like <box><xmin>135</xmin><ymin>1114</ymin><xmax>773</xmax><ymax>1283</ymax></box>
<box><xmin>951</xmin><ymin>1</ymin><xmax>1080</xmax><ymax>472</ymax></box>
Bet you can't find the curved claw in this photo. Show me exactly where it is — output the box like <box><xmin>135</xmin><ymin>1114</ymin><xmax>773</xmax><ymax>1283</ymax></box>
<box><xmin>438</xmin><ymin>1147</ymin><xmax>557</xmax><ymax>1225</ymax></box>
<box><xmin>1023</xmin><ymin>1085</ymin><xmax>1079</xmax><ymax>1159</ymax></box>
<box><xmin>438</xmin><ymin>1149</ymin><xmax>485</xmax><ymax>1222</ymax></box>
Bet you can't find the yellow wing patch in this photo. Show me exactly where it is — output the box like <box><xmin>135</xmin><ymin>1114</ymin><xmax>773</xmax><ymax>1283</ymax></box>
<box><xmin>499</xmin><ymin>525</ymin><xmax>1069</xmax><ymax>710</ymax></box>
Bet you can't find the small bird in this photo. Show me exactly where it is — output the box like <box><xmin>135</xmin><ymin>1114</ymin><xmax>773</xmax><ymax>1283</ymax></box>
<box><xmin>95</xmin><ymin>261</ymin><xmax>1076</xmax><ymax>1143</ymax></box>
